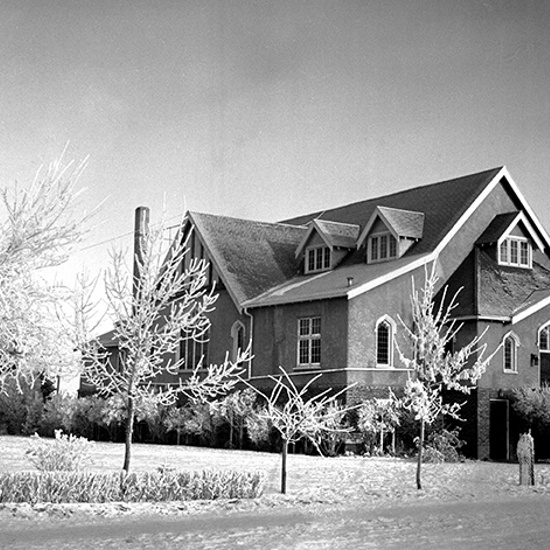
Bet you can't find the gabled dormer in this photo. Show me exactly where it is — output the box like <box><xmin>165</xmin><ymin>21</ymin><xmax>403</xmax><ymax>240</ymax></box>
<box><xmin>295</xmin><ymin>219</ymin><xmax>359</xmax><ymax>274</ymax></box>
<box><xmin>357</xmin><ymin>206</ymin><xmax>425</xmax><ymax>264</ymax></box>
<box><xmin>476</xmin><ymin>211</ymin><xmax>545</xmax><ymax>269</ymax></box>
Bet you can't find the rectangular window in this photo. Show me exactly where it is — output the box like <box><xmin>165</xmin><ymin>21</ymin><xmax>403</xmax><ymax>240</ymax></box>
<box><xmin>307</xmin><ymin>249</ymin><xmax>315</xmax><ymax>272</ymax></box>
<box><xmin>520</xmin><ymin>241</ymin><xmax>529</xmax><ymax>266</ymax></box>
<box><xmin>179</xmin><ymin>329</ymin><xmax>210</xmax><ymax>371</ymax></box>
<box><xmin>499</xmin><ymin>237</ymin><xmax>531</xmax><ymax>268</ymax></box>
<box><xmin>297</xmin><ymin>317</ymin><xmax>321</xmax><ymax>367</ymax></box>
<box><xmin>510</xmin><ymin>240</ymin><xmax>518</xmax><ymax>264</ymax></box>
<box><xmin>369</xmin><ymin>233</ymin><xmax>398</xmax><ymax>263</ymax></box>
<box><xmin>380</xmin><ymin>234</ymin><xmax>388</xmax><ymax>259</ymax></box>
<box><xmin>305</xmin><ymin>247</ymin><xmax>331</xmax><ymax>273</ymax></box>
<box><xmin>389</xmin><ymin>235</ymin><xmax>397</xmax><ymax>258</ymax></box>
<box><xmin>500</xmin><ymin>241</ymin><xmax>508</xmax><ymax>263</ymax></box>
<box><xmin>370</xmin><ymin>236</ymin><xmax>378</xmax><ymax>261</ymax></box>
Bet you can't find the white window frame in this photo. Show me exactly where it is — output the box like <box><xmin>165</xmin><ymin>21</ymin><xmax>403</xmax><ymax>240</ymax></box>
<box><xmin>502</xmin><ymin>332</ymin><xmax>520</xmax><ymax>373</ymax></box>
<box><xmin>498</xmin><ymin>236</ymin><xmax>531</xmax><ymax>268</ymax></box>
<box><xmin>375</xmin><ymin>315</ymin><xmax>396</xmax><ymax>367</ymax></box>
<box><xmin>305</xmin><ymin>246</ymin><xmax>331</xmax><ymax>274</ymax></box>
<box><xmin>297</xmin><ymin>317</ymin><xmax>321</xmax><ymax>368</ymax></box>
<box><xmin>368</xmin><ymin>232</ymin><xmax>398</xmax><ymax>264</ymax></box>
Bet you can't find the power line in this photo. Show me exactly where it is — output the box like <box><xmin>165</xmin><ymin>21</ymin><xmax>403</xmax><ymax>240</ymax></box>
<box><xmin>80</xmin><ymin>214</ymin><xmax>185</xmax><ymax>251</ymax></box>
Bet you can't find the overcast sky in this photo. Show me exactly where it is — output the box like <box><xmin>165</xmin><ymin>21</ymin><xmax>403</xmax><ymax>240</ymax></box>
<box><xmin>2</xmin><ymin>0</ymin><xmax>550</xmax><ymax>283</ymax></box>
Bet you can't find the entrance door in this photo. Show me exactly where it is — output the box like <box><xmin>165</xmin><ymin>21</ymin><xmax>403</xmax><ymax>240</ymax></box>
<box><xmin>489</xmin><ymin>399</ymin><xmax>509</xmax><ymax>461</ymax></box>
<box><xmin>541</xmin><ymin>354</ymin><xmax>550</xmax><ymax>386</ymax></box>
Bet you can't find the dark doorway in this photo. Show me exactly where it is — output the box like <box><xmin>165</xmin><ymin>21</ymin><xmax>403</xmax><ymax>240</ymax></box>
<box><xmin>489</xmin><ymin>399</ymin><xmax>509</xmax><ymax>461</ymax></box>
<box><xmin>541</xmin><ymin>354</ymin><xmax>550</xmax><ymax>386</ymax></box>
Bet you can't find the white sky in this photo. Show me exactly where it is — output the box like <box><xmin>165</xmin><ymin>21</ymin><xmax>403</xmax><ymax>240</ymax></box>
<box><xmin>2</xmin><ymin>0</ymin><xmax>550</xmax><ymax>294</ymax></box>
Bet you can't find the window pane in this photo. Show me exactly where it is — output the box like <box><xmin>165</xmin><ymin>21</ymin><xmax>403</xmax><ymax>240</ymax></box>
<box><xmin>541</xmin><ymin>327</ymin><xmax>549</xmax><ymax>351</ymax></box>
<box><xmin>389</xmin><ymin>235</ymin><xmax>397</xmax><ymax>258</ymax></box>
<box><xmin>500</xmin><ymin>241</ymin><xmax>508</xmax><ymax>263</ymax></box>
<box><xmin>299</xmin><ymin>340</ymin><xmax>309</xmax><ymax>364</ymax></box>
<box><xmin>311</xmin><ymin>317</ymin><xmax>321</xmax><ymax>334</ymax></box>
<box><xmin>380</xmin><ymin>235</ymin><xmax>388</xmax><ymax>259</ymax></box>
<box><xmin>308</xmin><ymin>249</ymin><xmax>315</xmax><ymax>272</ymax></box>
<box><xmin>510</xmin><ymin>240</ymin><xmax>518</xmax><ymax>264</ymax></box>
<box><xmin>371</xmin><ymin>237</ymin><xmax>378</xmax><ymax>261</ymax></box>
<box><xmin>315</xmin><ymin>248</ymin><xmax>323</xmax><ymax>270</ymax></box>
<box><xmin>520</xmin><ymin>242</ymin><xmax>529</xmax><ymax>266</ymax></box>
<box><xmin>323</xmin><ymin>247</ymin><xmax>331</xmax><ymax>269</ymax></box>
<box><xmin>377</xmin><ymin>322</ymin><xmax>390</xmax><ymax>365</ymax></box>
<box><xmin>299</xmin><ymin>319</ymin><xmax>310</xmax><ymax>336</ymax></box>
<box><xmin>311</xmin><ymin>339</ymin><xmax>321</xmax><ymax>363</ymax></box>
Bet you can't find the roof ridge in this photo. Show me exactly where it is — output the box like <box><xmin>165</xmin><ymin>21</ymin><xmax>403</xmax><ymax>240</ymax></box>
<box><xmin>315</xmin><ymin>219</ymin><xmax>360</xmax><ymax>228</ymax></box>
<box><xmin>281</xmin><ymin>166</ymin><xmax>503</xmax><ymax>223</ymax></box>
<box><xmin>190</xmin><ymin>210</ymin><xmax>307</xmax><ymax>230</ymax></box>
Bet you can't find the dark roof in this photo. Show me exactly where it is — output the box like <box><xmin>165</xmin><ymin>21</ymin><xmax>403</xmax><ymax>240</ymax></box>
<box><xmin>314</xmin><ymin>219</ymin><xmax>359</xmax><ymax>248</ymax></box>
<box><xmin>476</xmin><ymin>212</ymin><xmax>519</xmax><ymax>245</ymax></box>
<box><xmin>378</xmin><ymin>206</ymin><xmax>425</xmax><ymax>239</ymax></box>
<box><xmin>190</xmin><ymin>212</ymin><xmax>307</xmax><ymax>306</ymax></box>
<box><xmin>282</xmin><ymin>167</ymin><xmax>503</xmax><ymax>257</ymax></box>
<box><xmin>477</xmin><ymin>249</ymin><xmax>550</xmax><ymax>317</ymax></box>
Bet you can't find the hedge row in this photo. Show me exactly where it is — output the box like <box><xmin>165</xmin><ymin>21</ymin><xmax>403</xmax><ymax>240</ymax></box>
<box><xmin>0</xmin><ymin>469</ymin><xmax>265</xmax><ymax>503</ymax></box>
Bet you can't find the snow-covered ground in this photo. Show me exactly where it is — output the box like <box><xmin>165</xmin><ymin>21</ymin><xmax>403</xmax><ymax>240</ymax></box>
<box><xmin>2</xmin><ymin>436</ymin><xmax>550</xmax><ymax>549</ymax></box>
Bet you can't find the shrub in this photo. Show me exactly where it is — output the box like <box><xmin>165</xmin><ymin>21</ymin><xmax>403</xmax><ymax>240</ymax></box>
<box><xmin>39</xmin><ymin>393</ymin><xmax>79</xmax><ymax>436</ymax></box>
<box><xmin>422</xmin><ymin>428</ymin><xmax>464</xmax><ymax>463</ymax></box>
<box><xmin>25</xmin><ymin>430</ymin><xmax>94</xmax><ymax>471</ymax></box>
<box><xmin>0</xmin><ymin>470</ymin><xmax>265</xmax><ymax>503</ymax></box>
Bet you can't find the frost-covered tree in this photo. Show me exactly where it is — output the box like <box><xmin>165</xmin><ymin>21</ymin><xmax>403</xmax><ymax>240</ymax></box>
<box><xmin>0</xmin><ymin>155</ymin><xmax>90</xmax><ymax>393</ymax></box>
<box><xmin>398</xmin><ymin>263</ymin><xmax>496</xmax><ymax>489</ymax></box>
<box><xmin>357</xmin><ymin>391</ymin><xmax>400</xmax><ymax>455</ymax></box>
<box><xmin>247</xmin><ymin>368</ymin><xmax>356</xmax><ymax>494</ymax></box>
<box><xmin>79</xmin><ymin>214</ymin><xmax>248</xmax><ymax>471</ymax></box>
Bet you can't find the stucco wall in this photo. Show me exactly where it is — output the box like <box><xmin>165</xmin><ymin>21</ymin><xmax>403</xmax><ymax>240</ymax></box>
<box><xmin>250</xmin><ymin>298</ymin><xmax>348</xmax><ymax>378</ymax></box>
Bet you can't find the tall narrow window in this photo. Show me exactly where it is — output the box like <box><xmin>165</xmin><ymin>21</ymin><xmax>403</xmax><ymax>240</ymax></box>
<box><xmin>297</xmin><ymin>317</ymin><xmax>321</xmax><ymax>367</ymax></box>
<box><xmin>376</xmin><ymin>316</ymin><xmax>395</xmax><ymax>366</ymax></box>
<box><xmin>231</xmin><ymin>321</ymin><xmax>245</xmax><ymax>364</ymax></box>
<box><xmin>503</xmin><ymin>333</ymin><xmax>518</xmax><ymax>373</ymax></box>
<box><xmin>179</xmin><ymin>328</ymin><xmax>210</xmax><ymax>371</ymax></box>
<box><xmin>540</xmin><ymin>324</ymin><xmax>550</xmax><ymax>351</ymax></box>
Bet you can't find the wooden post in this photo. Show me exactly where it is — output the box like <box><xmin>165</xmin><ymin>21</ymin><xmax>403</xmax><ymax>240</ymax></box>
<box><xmin>518</xmin><ymin>431</ymin><xmax>535</xmax><ymax>486</ymax></box>
<box><xmin>133</xmin><ymin>206</ymin><xmax>150</xmax><ymax>305</ymax></box>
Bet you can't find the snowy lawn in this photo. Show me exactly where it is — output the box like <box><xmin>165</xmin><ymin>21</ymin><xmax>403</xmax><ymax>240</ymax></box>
<box><xmin>2</xmin><ymin>434</ymin><xmax>550</xmax><ymax>506</ymax></box>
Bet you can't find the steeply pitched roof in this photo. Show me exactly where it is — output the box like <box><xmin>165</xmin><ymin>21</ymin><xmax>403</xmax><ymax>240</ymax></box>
<box><xmin>377</xmin><ymin>206</ymin><xmax>425</xmax><ymax>239</ymax></box>
<box><xmin>476</xmin><ymin>212</ymin><xmax>519</xmax><ymax>245</ymax></box>
<box><xmin>190</xmin><ymin>212</ymin><xmax>307</xmax><ymax>308</ymax></box>
<box><xmin>314</xmin><ymin>219</ymin><xmax>359</xmax><ymax>248</ymax></box>
<box><xmin>282</xmin><ymin>167</ymin><xmax>503</xmax><ymax>257</ymax></box>
<box><xmin>477</xmin><ymin>249</ymin><xmax>550</xmax><ymax>318</ymax></box>
<box><xmin>244</xmin><ymin>167</ymin><xmax>504</xmax><ymax>307</ymax></box>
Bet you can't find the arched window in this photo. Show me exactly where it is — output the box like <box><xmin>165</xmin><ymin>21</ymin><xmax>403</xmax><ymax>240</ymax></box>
<box><xmin>376</xmin><ymin>316</ymin><xmax>396</xmax><ymax>367</ymax></box>
<box><xmin>503</xmin><ymin>332</ymin><xmax>520</xmax><ymax>373</ymax></box>
<box><xmin>539</xmin><ymin>322</ymin><xmax>550</xmax><ymax>351</ymax></box>
<box><xmin>231</xmin><ymin>321</ymin><xmax>246</xmax><ymax>363</ymax></box>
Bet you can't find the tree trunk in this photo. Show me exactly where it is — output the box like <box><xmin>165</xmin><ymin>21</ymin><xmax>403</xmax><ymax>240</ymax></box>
<box><xmin>416</xmin><ymin>418</ymin><xmax>425</xmax><ymax>490</ymax></box>
<box><xmin>281</xmin><ymin>438</ymin><xmax>289</xmax><ymax>494</ymax></box>
<box><xmin>123</xmin><ymin>396</ymin><xmax>135</xmax><ymax>472</ymax></box>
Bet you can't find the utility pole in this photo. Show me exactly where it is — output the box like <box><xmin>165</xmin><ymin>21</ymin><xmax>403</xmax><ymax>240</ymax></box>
<box><xmin>133</xmin><ymin>206</ymin><xmax>150</xmax><ymax>305</ymax></box>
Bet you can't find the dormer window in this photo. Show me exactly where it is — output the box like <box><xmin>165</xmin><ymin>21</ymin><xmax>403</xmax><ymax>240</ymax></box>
<box><xmin>498</xmin><ymin>237</ymin><xmax>531</xmax><ymax>268</ymax></box>
<box><xmin>369</xmin><ymin>233</ymin><xmax>398</xmax><ymax>263</ymax></box>
<box><xmin>306</xmin><ymin>246</ymin><xmax>331</xmax><ymax>273</ymax></box>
